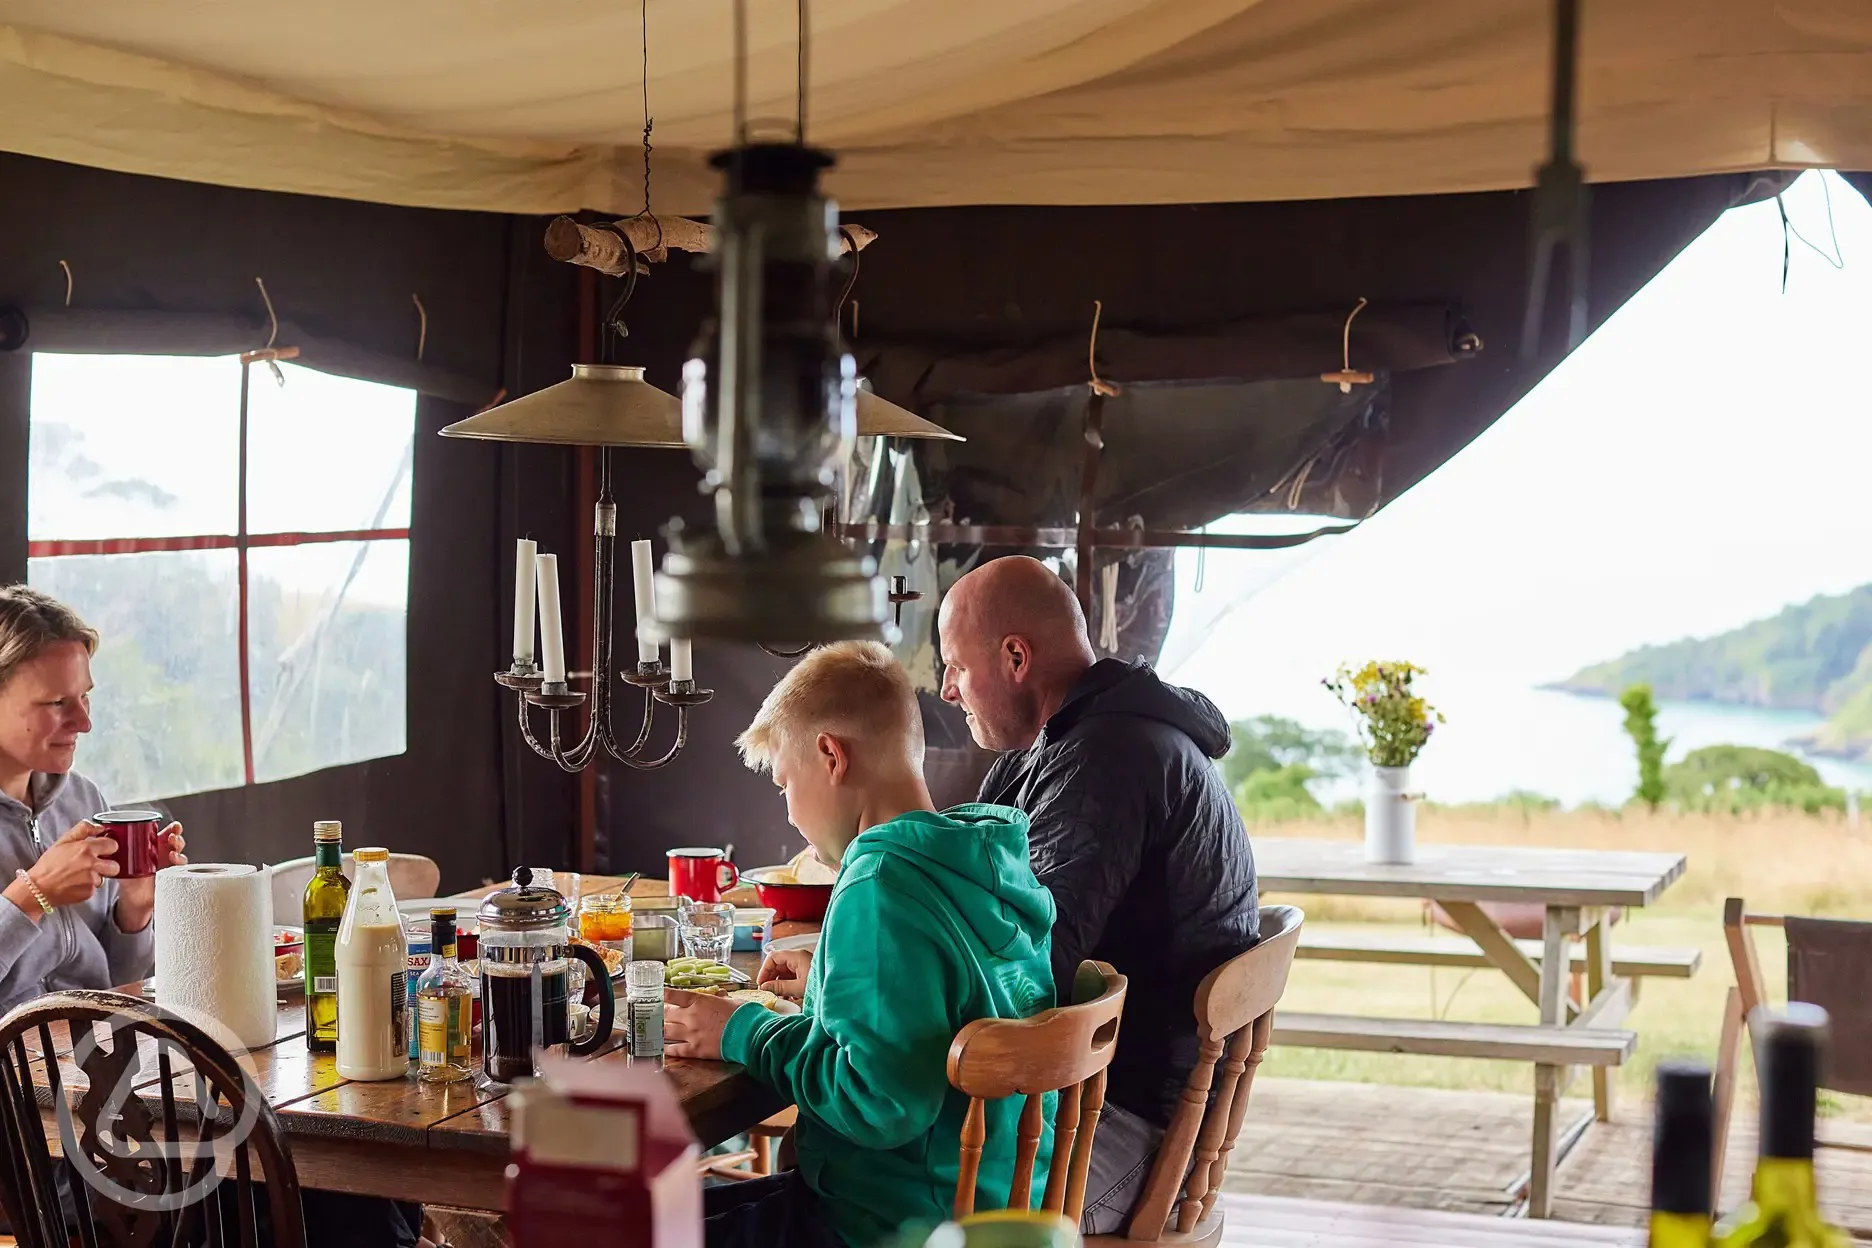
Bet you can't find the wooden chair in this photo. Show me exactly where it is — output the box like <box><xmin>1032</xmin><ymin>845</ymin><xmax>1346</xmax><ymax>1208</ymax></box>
<box><xmin>268</xmin><ymin>853</ymin><xmax>441</xmax><ymax>924</ymax></box>
<box><xmin>947</xmin><ymin>960</ymin><xmax>1128</xmax><ymax>1222</ymax></box>
<box><xmin>1096</xmin><ymin>903</ymin><xmax>1305</xmax><ymax>1247</ymax></box>
<box><xmin>699</xmin><ymin>1108</ymin><xmax>797</xmax><ymax>1182</ymax></box>
<box><xmin>0</xmin><ymin>990</ymin><xmax>307</xmax><ymax>1248</ymax></box>
<box><xmin>1714</xmin><ymin>898</ymin><xmax>1872</xmax><ymax>1193</ymax></box>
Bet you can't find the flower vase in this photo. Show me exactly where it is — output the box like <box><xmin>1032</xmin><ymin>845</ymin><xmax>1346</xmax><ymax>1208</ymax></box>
<box><xmin>1364</xmin><ymin>765</ymin><xmax>1417</xmax><ymax>864</ymax></box>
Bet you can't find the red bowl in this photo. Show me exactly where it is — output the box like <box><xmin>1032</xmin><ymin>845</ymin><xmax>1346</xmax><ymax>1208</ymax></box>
<box><xmin>743</xmin><ymin>868</ymin><xmax>833</xmax><ymax>923</ymax></box>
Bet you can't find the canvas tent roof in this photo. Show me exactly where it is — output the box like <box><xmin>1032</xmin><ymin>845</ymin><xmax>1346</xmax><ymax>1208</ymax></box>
<box><xmin>1</xmin><ymin>1</ymin><xmax>1868</xmax><ymax>216</ymax></box>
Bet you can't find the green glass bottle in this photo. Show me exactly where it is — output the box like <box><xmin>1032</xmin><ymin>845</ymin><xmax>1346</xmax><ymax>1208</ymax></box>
<box><xmin>304</xmin><ymin>821</ymin><xmax>351</xmax><ymax>1054</ymax></box>
<box><xmin>1649</xmin><ymin>1061</ymin><xmax>1714</xmax><ymax>1247</ymax></box>
<box><xmin>1715</xmin><ymin>1004</ymin><xmax>1851</xmax><ymax>1247</ymax></box>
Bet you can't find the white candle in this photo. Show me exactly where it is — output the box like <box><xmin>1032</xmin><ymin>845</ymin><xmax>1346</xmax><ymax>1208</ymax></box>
<box><xmin>512</xmin><ymin>539</ymin><xmax>537</xmax><ymax>666</ymax></box>
<box><xmin>671</xmin><ymin>637</ymin><xmax>693</xmax><ymax>684</ymax></box>
<box><xmin>535</xmin><ymin>553</ymin><xmax>567</xmax><ymax>684</ymax></box>
<box><xmin>630</xmin><ymin>539</ymin><xmax>660</xmax><ymax>664</ymax></box>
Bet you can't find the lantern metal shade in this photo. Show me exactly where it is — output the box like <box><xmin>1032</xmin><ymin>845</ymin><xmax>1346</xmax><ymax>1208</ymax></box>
<box><xmin>440</xmin><ymin>363</ymin><xmax>959</xmax><ymax>448</ymax></box>
<box><xmin>438</xmin><ymin>363</ymin><xmax>686</xmax><ymax>448</ymax></box>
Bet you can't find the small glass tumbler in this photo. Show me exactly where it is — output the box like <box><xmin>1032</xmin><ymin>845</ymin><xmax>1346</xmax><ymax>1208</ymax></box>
<box><xmin>678</xmin><ymin>900</ymin><xmax>736</xmax><ymax>964</ymax></box>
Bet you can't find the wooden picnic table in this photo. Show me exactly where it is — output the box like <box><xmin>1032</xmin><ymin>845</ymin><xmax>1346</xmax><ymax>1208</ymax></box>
<box><xmin>1252</xmin><ymin>838</ymin><xmax>1687</xmax><ymax>1219</ymax></box>
<box><xmin>32</xmin><ymin>875</ymin><xmax>798</xmax><ymax>1212</ymax></box>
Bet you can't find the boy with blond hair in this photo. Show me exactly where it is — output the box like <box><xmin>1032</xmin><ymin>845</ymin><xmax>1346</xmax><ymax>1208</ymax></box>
<box><xmin>665</xmin><ymin>641</ymin><xmax>1056</xmax><ymax>1248</ymax></box>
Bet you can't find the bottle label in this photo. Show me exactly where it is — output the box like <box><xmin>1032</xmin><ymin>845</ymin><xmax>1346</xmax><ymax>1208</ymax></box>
<box><xmin>305</xmin><ymin>929</ymin><xmax>339</xmax><ymax>1006</ymax></box>
<box><xmin>388</xmin><ymin>972</ymin><xmax>408</xmax><ymax>1050</ymax></box>
<box><xmin>628</xmin><ymin>998</ymin><xmax>663</xmax><ymax>1058</ymax></box>
<box><xmin>418</xmin><ymin>996</ymin><xmax>470</xmax><ymax>1068</ymax></box>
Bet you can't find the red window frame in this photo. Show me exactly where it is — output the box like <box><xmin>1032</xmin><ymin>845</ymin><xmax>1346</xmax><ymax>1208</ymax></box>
<box><xmin>26</xmin><ymin>350</ymin><xmax>412</xmax><ymax>786</ymax></box>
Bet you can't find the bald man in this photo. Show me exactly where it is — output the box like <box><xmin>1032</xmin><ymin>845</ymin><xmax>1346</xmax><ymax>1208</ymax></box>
<box><xmin>939</xmin><ymin>556</ymin><xmax>1260</xmax><ymax>1235</ymax></box>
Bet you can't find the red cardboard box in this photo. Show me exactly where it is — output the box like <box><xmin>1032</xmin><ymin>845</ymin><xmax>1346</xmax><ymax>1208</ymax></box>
<box><xmin>505</xmin><ymin>1052</ymin><xmax>702</xmax><ymax>1248</ymax></box>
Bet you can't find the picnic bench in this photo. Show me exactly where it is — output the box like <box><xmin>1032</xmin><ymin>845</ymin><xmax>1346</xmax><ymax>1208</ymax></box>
<box><xmin>1251</xmin><ymin>839</ymin><xmax>1689</xmax><ymax>1218</ymax></box>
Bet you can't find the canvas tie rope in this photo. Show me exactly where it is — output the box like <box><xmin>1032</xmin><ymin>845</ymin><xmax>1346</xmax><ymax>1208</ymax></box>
<box><xmin>1320</xmin><ymin>296</ymin><xmax>1373</xmax><ymax>393</ymax></box>
<box><xmin>58</xmin><ymin>260</ymin><xmax>72</xmax><ymax>306</ymax></box>
<box><xmin>1087</xmin><ymin>300</ymin><xmax>1121</xmax><ymax>398</ymax></box>
<box><xmin>412</xmin><ymin>293</ymin><xmax>428</xmax><ymax>361</ymax></box>
<box><xmin>253</xmin><ymin>277</ymin><xmax>287</xmax><ymax>385</ymax></box>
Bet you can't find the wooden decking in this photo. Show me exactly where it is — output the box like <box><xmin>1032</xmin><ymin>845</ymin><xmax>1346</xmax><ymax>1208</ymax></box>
<box><xmin>1226</xmin><ymin>1077</ymin><xmax>1872</xmax><ymax>1239</ymax></box>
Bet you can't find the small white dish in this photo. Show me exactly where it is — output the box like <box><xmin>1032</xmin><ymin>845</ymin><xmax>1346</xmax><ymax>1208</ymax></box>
<box><xmin>766</xmin><ymin>932</ymin><xmax>820</xmax><ymax>954</ymax></box>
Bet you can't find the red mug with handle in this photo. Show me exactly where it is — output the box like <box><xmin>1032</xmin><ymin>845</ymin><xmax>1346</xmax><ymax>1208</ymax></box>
<box><xmin>91</xmin><ymin>809</ymin><xmax>167</xmax><ymax>879</ymax></box>
<box><xmin>667</xmin><ymin>847</ymin><xmax>738</xmax><ymax>903</ymax></box>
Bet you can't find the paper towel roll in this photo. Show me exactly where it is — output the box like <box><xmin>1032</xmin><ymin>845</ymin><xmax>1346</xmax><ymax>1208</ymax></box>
<box><xmin>154</xmin><ymin>864</ymin><xmax>276</xmax><ymax>1051</ymax></box>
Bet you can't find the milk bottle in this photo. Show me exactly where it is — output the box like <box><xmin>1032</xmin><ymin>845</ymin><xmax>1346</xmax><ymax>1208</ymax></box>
<box><xmin>335</xmin><ymin>846</ymin><xmax>410</xmax><ymax>1080</ymax></box>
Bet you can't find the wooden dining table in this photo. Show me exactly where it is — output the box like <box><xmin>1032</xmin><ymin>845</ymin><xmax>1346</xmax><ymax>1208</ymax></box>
<box><xmin>31</xmin><ymin>874</ymin><xmax>802</xmax><ymax>1211</ymax></box>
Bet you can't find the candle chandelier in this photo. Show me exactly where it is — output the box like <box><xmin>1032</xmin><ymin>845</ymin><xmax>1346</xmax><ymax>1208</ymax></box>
<box><xmin>440</xmin><ymin>0</ymin><xmax>957</xmax><ymax>772</ymax></box>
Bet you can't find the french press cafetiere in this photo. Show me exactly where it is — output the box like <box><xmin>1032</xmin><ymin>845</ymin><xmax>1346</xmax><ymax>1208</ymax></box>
<box><xmin>477</xmin><ymin>867</ymin><xmax>616</xmax><ymax>1083</ymax></box>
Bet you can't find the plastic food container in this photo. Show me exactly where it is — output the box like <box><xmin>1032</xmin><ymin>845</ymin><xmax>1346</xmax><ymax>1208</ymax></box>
<box><xmin>732</xmin><ymin>907</ymin><xmax>776</xmax><ymax>952</ymax></box>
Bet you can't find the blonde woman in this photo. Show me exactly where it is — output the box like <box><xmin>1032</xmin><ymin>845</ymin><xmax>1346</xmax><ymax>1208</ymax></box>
<box><xmin>0</xmin><ymin>585</ymin><xmax>186</xmax><ymax>1017</ymax></box>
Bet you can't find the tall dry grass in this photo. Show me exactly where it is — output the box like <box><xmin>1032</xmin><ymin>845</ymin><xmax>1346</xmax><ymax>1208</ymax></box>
<box><xmin>1254</xmin><ymin>806</ymin><xmax>1872</xmax><ymax>922</ymax></box>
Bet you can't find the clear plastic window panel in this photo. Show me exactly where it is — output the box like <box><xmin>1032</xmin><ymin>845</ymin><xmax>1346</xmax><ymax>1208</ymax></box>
<box><xmin>246</xmin><ymin>540</ymin><xmax>410</xmax><ymax>783</ymax></box>
<box><xmin>27</xmin><ymin>354</ymin><xmax>241</xmax><ymax>541</ymax></box>
<box><xmin>245</xmin><ymin>362</ymin><xmax>415</xmax><ymax>535</ymax></box>
<box><xmin>27</xmin><ymin>551</ymin><xmax>245</xmax><ymax>802</ymax></box>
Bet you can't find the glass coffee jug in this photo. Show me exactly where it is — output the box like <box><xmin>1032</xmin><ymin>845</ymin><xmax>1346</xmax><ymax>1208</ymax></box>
<box><xmin>476</xmin><ymin>867</ymin><xmax>616</xmax><ymax>1083</ymax></box>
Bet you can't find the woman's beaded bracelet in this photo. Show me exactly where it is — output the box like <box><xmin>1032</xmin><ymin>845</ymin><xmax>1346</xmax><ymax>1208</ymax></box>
<box><xmin>12</xmin><ymin>868</ymin><xmax>53</xmax><ymax>916</ymax></box>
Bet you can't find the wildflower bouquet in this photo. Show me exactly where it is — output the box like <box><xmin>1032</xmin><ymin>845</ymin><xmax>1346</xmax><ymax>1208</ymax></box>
<box><xmin>1323</xmin><ymin>661</ymin><xmax>1444</xmax><ymax>769</ymax></box>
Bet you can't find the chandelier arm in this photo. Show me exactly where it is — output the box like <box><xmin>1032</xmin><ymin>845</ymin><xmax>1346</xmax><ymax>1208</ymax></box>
<box><xmin>547</xmin><ymin>703</ymin><xmax>601</xmax><ymax>772</ymax></box>
<box><xmin>623</xmin><ymin>682</ymin><xmax>661</xmax><ymax>757</ymax></box>
<box><xmin>614</xmin><ymin>705</ymin><xmax>691</xmax><ymax>770</ymax></box>
<box><xmin>517</xmin><ymin>698</ymin><xmax>585</xmax><ymax>772</ymax></box>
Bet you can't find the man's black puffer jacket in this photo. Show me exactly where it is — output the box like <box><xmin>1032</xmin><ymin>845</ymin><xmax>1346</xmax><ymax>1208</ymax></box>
<box><xmin>977</xmin><ymin>658</ymin><xmax>1261</xmax><ymax>1128</ymax></box>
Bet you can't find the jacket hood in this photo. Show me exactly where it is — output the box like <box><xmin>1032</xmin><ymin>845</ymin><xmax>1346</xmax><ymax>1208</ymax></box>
<box><xmin>841</xmin><ymin>804</ymin><xmax>1054</xmax><ymax>960</ymax></box>
<box><xmin>1048</xmin><ymin>659</ymin><xmax>1232</xmax><ymax>760</ymax></box>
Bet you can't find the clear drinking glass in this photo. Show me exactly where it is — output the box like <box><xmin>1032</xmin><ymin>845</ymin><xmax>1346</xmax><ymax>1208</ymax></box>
<box><xmin>678</xmin><ymin>901</ymin><xmax>736</xmax><ymax>964</ymax></box>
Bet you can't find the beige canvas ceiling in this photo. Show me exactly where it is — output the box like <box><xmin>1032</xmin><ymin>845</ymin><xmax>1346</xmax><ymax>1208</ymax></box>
<box><xmin>1</xmin><ymin>1</ymin><xmax>1869</xmax><ymax>216</ymax></box>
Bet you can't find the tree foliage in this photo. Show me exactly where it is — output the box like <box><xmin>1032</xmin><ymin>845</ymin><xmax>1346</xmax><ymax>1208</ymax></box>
<box><xmin>1223</xmin><ymin>716</ymin><xmax>1360</xmax><ymax>822</ymax></box>
<box><xmin>1618</xmin><ymin>683</ymin><xmax>1669</xmax><ymax>810</ymax></box>
<box><xmin>1660</xmin><ymin>744</ymin><xmax>1844</xmax><ymax>814</ymax></box>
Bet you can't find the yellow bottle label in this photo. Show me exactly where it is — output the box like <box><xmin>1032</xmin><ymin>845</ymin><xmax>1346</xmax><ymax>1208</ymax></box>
<box><xmin>418</xmin><ymin>996</ymin><xmax>470</xmax><ymax>1068</ymax></box>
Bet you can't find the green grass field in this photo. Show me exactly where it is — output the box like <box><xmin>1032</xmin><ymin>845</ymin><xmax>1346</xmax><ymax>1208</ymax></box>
<box><xmin>1252</xmin><ymin>806</ymin><xmax>1872</xmax><ymax>1120</ymax></box>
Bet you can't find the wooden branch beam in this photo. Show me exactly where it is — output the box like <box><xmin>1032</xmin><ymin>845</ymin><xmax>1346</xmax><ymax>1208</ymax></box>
<box><xmin>544</xmin><ymin>215</ymin><xmax>878</xmax><ymax>276</ymax></box>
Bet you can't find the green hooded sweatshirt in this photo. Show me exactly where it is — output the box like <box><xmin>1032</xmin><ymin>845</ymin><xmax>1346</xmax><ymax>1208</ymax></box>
<box><xmin>721</xmin><ymin>803</ymin><xmax>1057</xmax><ymax>1247</ymax></box>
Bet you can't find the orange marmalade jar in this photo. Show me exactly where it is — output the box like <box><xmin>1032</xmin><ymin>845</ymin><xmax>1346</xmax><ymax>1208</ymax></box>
<box><xmin>578</xmin><ymin>892</ymin><xmax>633</xmax><ymax>945</ymax></box>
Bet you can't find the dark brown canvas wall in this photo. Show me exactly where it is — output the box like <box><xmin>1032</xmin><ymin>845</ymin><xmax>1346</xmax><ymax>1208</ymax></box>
<box><xmin>0</xmin><ymin>154</ymin><xmax>581</xmax><ymax>891</ymax></box>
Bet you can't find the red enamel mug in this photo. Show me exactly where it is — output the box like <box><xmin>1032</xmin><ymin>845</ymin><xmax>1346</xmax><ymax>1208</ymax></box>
<box><xmin>91</xmin><ymin>809</ymin><xmax>166</xmax><ymax>879</ymax></box>
<box><xmin>667</xmin><ymin>847</ymin><xmax>738</xmax><ymax>903</ymax></box>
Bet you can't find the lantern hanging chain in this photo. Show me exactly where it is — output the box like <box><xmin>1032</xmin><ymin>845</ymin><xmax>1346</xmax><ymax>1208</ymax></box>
<box><xmin>797</xmin><ymin>0</ymin><xmax>809</xmax><ymax>142</ymax></box>
<box><xmin>629</xmin><ymin>0</ymin><xmax>661</xmax><ymax>253</ymax></box>
<box><xmin>733</xmin><ymin>0</ymin><xmax>748</xmax><ymax>145</ymax></box>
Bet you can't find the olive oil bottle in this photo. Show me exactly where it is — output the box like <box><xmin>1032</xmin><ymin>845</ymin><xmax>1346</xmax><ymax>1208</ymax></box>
<box><xmin>303</xmin><ymin>821</ymin><xmax>350</xmax><ymax>1053</ymax></box>
<box><xmin>1715</xmin><ymin>1005</ymin><xmax>1851</xmax><ymax>1247</ymax></box>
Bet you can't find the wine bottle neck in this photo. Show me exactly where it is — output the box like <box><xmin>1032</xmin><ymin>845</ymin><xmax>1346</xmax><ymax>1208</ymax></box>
<box><xmin>314</xmin><ymin>842</ymin><xmax>343</xmax><ymax>870</ymax></box>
